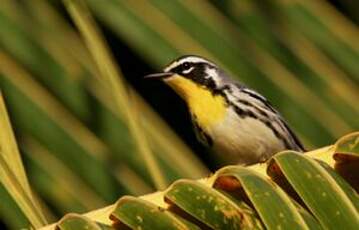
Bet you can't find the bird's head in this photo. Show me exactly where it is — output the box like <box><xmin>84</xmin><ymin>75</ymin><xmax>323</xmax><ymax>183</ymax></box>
<box><xmin>145</xmin><ymin>55</ymin><xmax>229</xmax><ymax>101</ymax></box>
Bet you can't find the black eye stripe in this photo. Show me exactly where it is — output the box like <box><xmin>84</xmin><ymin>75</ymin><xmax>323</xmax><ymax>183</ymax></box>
<box><xmin>171</xmin><ymin>62</ymin><xmax>194</xmax><ymax>73</ymax></box>
<box><xmin>169</xmin><ymin>62</ymin><xmax>218</xmax><ymax>91</ymax></box>
<box><xmin>169</xmin><ymin>61</ymin><xmax>214</xmax><ymax>73</ymax></box>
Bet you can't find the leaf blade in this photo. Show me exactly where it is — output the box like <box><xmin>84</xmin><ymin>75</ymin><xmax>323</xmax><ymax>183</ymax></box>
<box><xmin>271</xmin><ymin>151</ymin><xmax>359</xmax><ymax>229</ymax></box>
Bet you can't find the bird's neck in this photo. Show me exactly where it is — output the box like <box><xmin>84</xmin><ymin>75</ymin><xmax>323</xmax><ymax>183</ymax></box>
<box><xmin>165</xmin><ymin>75</ymin><xmax>227</xmax><ymax>129</ymax></box>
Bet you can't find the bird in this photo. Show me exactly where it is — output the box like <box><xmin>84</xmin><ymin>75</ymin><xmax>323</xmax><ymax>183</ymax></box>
<box><xmin>145</xmin><ymin>55</ymin><xmax>304</xmax><ymax>167</ymax></box>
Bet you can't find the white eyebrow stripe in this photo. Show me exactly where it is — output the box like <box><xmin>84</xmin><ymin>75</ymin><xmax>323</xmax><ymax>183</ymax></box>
<box><xmin>163</xmin><ymin>56</ymin><xmax>214</xmax><ymax>72</ymax></box>
<box><xmin>164</xmin><ymin>62</ymin><xmax>178</xmax><ymax>72</ymax></box>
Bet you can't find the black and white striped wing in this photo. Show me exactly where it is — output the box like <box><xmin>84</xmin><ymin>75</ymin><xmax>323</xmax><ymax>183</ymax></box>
<box><xmin>222</xmin><ymin>84</ymin><xmax>305</xmax><ymax>151</ymax></box>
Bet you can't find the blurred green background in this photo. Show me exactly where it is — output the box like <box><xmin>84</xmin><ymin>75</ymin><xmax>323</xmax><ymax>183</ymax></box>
<box><xmin>0</xmin><ymin>0</ymin><xmax>358</xmax><ymax>229</ymax></box>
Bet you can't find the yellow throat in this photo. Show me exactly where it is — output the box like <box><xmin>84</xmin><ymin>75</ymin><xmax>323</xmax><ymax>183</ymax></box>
<box><xmin>164</xmin><ymin>74</ymin><xmax>227</xmax><ymax>129</ymax></box>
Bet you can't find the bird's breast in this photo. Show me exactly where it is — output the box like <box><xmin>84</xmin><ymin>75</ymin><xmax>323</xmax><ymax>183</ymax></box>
<box><xmin>209</xmin><ymin>108</ymin><xmax>286</xmax><ymax>165</ymax></box>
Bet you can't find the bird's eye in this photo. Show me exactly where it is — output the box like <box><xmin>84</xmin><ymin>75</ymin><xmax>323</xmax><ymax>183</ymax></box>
<box><xmin>180</xmin><ymin>62</ymin><xmax>194</xmax><ymax>74</ymax></box>
<box><xmin>182</xmin><ymin>62</ymin><xmax>190</xmax><ymax>70</ymax></box>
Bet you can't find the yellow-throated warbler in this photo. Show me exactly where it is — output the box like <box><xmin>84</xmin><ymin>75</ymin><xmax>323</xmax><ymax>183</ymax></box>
<box><xmin>146</xmin><ymin>55</ymin><xmax>304</xmax><ymax>166</ymax></box>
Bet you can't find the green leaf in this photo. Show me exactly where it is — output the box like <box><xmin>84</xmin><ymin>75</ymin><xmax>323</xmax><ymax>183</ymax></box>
<box><xmin>317</xmin><ymin>161</ymin><xmax>359</xmax><ymax>212</ymax></box>
<box><xmin>165</xmin><ymin>179</ymin><xmax>263</xmax><ymax>229</ymax></box>
<box><xmin>110</xmin><ymin>196</ymin><xmax>200</xmax><ymax>230</ymax></box>
<box><xmin>270</xmin><ymin>151</ymin><xmax>359</xmax><ymax>229</ymax></box>
<box><xmin>57</xmin><ymin>213</ymin><xmax>114</xmax><ymax>230</ymax></box>
<box><xmin>0</xmin><ymin>9</ymin><xmax>90</xmax><ymax>120</ymax></box>
<box><xmin>0</xmin><ymin>65</ymin><xmax>118</xmax><ymax>201</ymax></box>
<box><xmin>284</xmin><ymin>3</ymin><xmax>359</xmax><ymax>80</ymax></box>
<box><xmin>0</xmin><ymin>184</ymin><xmax>30</xmax><ymax>229</ymax></box>
<box><xmin>293</xmin><ymin>202</ymin><xmax>323</xmax><ymax>230</ymax></box>
<box><xmin>332</xmin><ymin>132</ymin><xmax>359</xmax><ymax>194</ymax></box>
<box><xmin>334</xmin><ymin>132</ymin><xmax>359</xmax><ymax>156</ymax></box>
<box><xmin>213</xmin><ymin>166</ymin><xmax>309</xmax><ymax>230</ymax></box>
<box><xmin>23</xmin><ymin>138</ymin><xmax>107</xmax><ymax>213</ymax></box>
<box><xmin>0</xmin><ymin>93</ymin><xmax>47</xmax><ymax>228</ymax></box>
<box><xmin>64</xmin><ymin>0</ymin><xmax>168</xmax><ymax>189</ymax></box>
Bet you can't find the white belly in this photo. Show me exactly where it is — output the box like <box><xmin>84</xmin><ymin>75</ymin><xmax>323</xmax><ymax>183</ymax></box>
<box><xmin>208</xmin><ymin>108</ymin><xmax>285</xmax><ymax>165</ymax></box>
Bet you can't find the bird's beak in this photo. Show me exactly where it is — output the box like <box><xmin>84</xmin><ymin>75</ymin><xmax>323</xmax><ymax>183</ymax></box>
<box><xmin>144</xmin><ymin>72</ymin><xmax>174</xmax><ymax>79</ymax></box>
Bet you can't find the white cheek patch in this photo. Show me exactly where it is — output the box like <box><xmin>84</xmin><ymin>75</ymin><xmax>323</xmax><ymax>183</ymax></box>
<box><xmin>205</xmin><ymin>68</ymin><xmax>217</xmax><ymax>78</ymax></box>
<box><xmin>182</xmin><ymin>66</ymin><xmax>194</xmax><ymax>74</ymax></box>
<box><xmin>205</xmin><ymin>67</ymin><xmax>221</xmax><ymax>85</ymax></box>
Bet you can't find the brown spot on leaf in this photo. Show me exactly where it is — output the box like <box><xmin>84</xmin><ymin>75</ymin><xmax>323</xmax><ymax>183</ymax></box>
<box><xmin>213</xmin><ymin>176</ymin><xmax>241</xmax><ymax>191</ymax></box>
<box><xmin>335</xmin><ymin>159</ymin><xmax>359</xmax><ymax>192</ymax></box>
<box><xmin>334</xmin><ymin>153</ymin><xmax>359</xmax><ymax>163</ymax></box>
